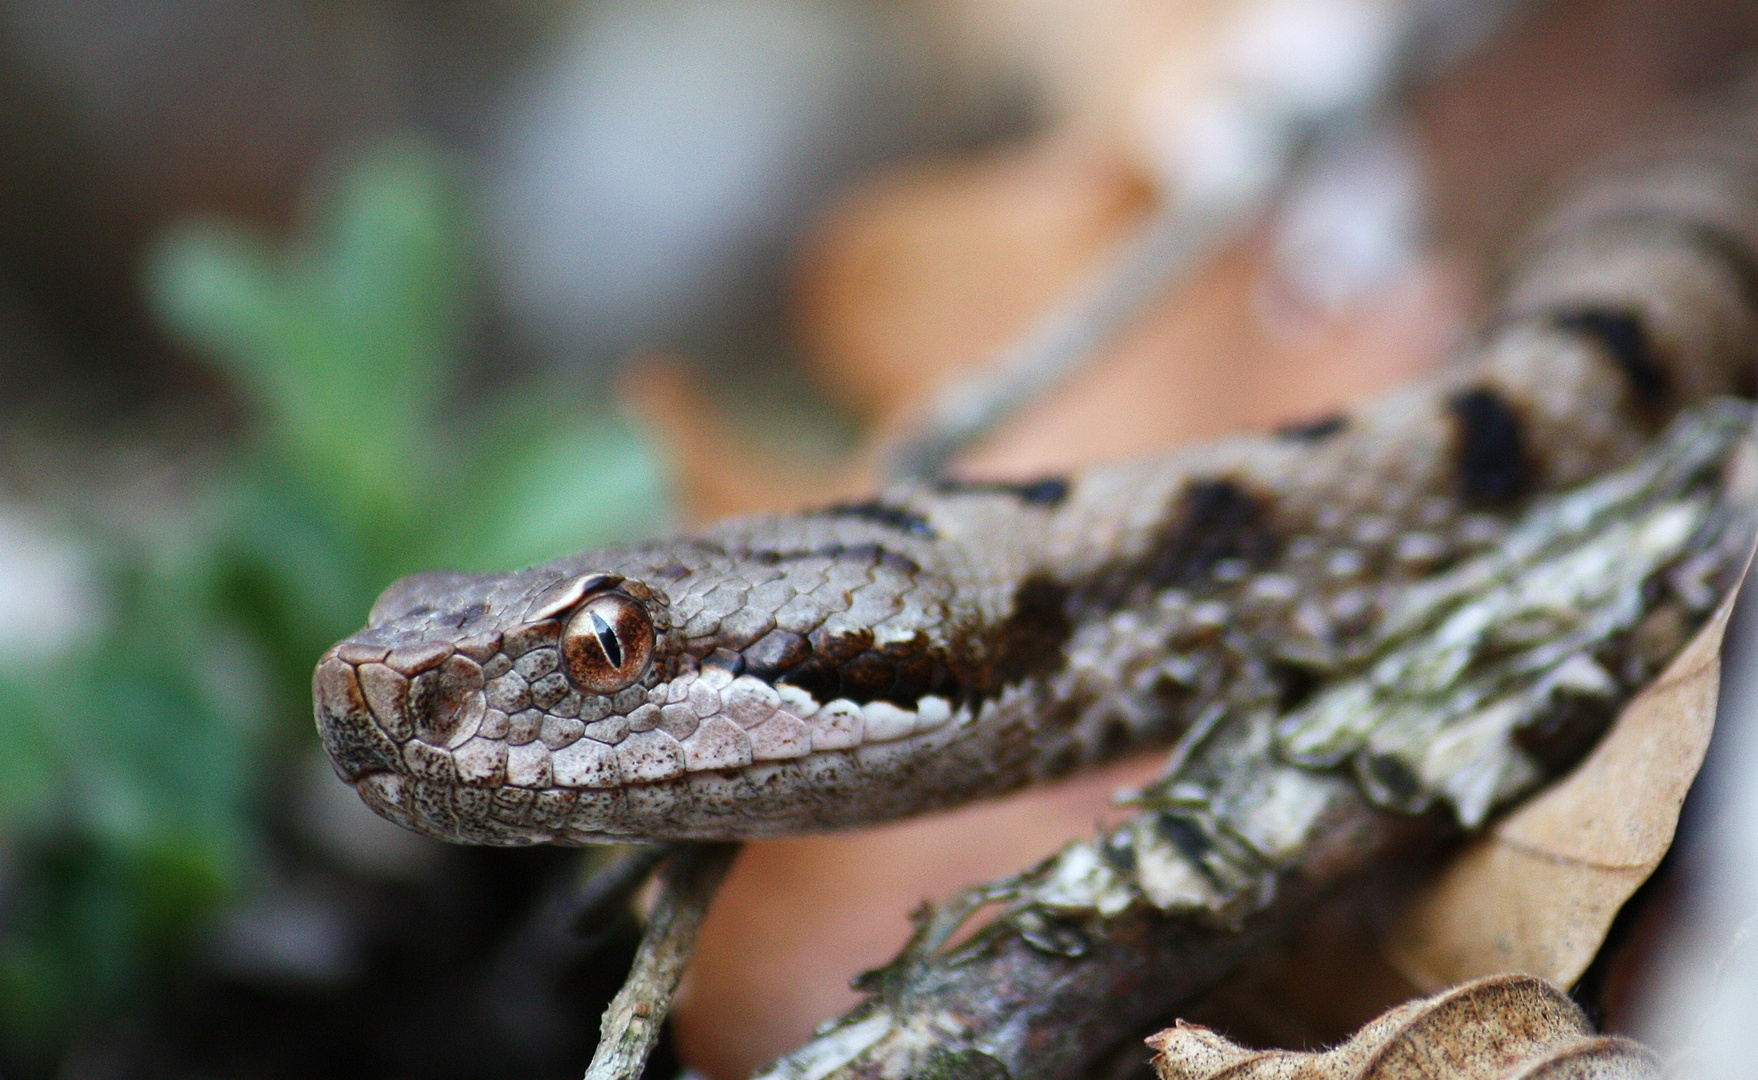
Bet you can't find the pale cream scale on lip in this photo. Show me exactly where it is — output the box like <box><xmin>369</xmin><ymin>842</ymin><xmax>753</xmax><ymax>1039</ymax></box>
<box><xmin>454</xmin><ymin>660</ymin><xmax>966</xmax><ymax>792</ymax></box>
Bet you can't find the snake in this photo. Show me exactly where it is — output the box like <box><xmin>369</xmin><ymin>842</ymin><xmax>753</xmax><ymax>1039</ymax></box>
<box><xmin>314</xmin><ymin>128</ymin><xmax>1758</xmax><ymax>848</ymax></box>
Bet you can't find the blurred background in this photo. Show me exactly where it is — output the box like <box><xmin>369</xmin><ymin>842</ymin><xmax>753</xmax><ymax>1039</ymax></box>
<box><xmin>2</xmin><ymin>1</ymin><xmax>1758</xmax><ymax>1077</ymax></box>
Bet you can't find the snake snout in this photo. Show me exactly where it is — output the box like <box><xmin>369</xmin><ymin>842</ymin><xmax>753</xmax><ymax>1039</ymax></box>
<box><xmin>315</xmin><ymin>638</ymin><xmax>491</xmax><ymax>759</ymax></box>
<box><xmin>313</xmin><ymin>648</ymin><xmax>401</xmax><ymax>784</ymax></box>
<box><xmin>313</xmin><ymin>634</ymin><xmax>525</xmax><ymax>843</ymax></box>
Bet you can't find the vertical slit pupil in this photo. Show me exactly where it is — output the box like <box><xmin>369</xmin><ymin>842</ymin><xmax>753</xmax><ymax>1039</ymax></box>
<box><xmin>589</xmin><ymin>610</ymin><xmax>624</xmax><ymax>668</ymax></box>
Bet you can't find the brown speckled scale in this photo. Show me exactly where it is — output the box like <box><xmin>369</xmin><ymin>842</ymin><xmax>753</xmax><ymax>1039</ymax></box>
<box><xmin>315</xmin><ymin>134</ymin><xmax>1758</xmax><ymax>845</ymax></box>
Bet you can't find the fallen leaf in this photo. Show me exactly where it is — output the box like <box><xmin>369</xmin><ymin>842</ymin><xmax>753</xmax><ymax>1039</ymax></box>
<box><xmin>1385</xmin><ymin>578</ymin><xmax>1746</xmax><ymax>992</ymax></box>
<box><xmin>1149</xmin><ymin>974</ymin><xmax>1660</xmax><ymax>1080</ymax></box>
<box><xmin>1174</xmin><ymin>887</ymin><xmax>1427</xmax><ymax>1051</ymax></box>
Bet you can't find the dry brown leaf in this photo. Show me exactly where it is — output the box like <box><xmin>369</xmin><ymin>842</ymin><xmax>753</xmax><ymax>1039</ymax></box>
<box><xmin>1148</xmin><ymin>975</ymin><xmax>1660</xmax><ymax>1080</ymax></box>
<box><xmin>1384</xmin><ymin>584</ymin><xmax>1744</xmax><ymax>993</ymax></box>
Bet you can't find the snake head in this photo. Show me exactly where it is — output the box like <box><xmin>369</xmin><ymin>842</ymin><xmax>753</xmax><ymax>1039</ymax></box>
<box><xmin>313</xmin><ymin>526</ymin><xmax>998</xmax><ymax>844</ymax></box>
<box><xmin>313</xmin><ymin>561</ymin><xmax>685</xmax><ymax>844</ymax></box>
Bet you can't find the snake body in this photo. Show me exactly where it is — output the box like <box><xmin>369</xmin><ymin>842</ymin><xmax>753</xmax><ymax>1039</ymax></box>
<box><xmin>315</xmin><ymin>134</ymin><xmax>1758</xmax><ymax>846</ymax></box>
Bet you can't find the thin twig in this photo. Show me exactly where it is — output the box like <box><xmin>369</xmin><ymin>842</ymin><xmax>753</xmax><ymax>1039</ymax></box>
<box><xmin>583</xmin><ymin>841</ymin><xmax>741</xmax><ymax>1080</ymax></box>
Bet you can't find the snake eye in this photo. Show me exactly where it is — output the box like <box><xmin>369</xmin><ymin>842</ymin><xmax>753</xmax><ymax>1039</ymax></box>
<box><xmin>562</xmin><ymin>593</ymin><xmax>655</xmax><ymax>694</ymax></box>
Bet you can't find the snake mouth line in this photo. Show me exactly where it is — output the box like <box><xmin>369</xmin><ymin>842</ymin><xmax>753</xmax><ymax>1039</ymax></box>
<box><xmin>344</xmin><ymin>700</ymin><xmax>1007</xmax><ymax>843</ymax></box>
<box><xmin>338</xmin><ymin>683</ymin><xmax>987</xmax><ymax>792</ymax></box>
<box><xmin>349</xmin><ymin>726</ymin><xmax>948</xmax><ymax>800</ymax></box>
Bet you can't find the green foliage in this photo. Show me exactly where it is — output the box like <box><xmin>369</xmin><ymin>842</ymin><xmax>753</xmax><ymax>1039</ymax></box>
<box><xmin>152</xmin><ymin>140</ymin><xmax>465</xmax><ymax>537</ymax></box>
<box><xmin>0</xmin><ymin>538</ymin><xmax>259</xmax><ymax>1056</ymax></box>
<box><xmin>0</xmin><ymin>136</ymin><xmax>670</xmax><ymax>1059</ymax></box>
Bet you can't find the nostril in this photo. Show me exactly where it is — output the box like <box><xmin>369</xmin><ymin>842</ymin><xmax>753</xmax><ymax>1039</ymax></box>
<box><xmin>408</xmin><ymin>654</ymin><xmax>488</xmax><ymax>747</ymax></box>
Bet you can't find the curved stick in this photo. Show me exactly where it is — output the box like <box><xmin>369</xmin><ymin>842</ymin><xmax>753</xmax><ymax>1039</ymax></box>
<box><xmin>583</xmin><ymin>842</ymin><xmax>740</xmax><ymax>1080</ymax></box>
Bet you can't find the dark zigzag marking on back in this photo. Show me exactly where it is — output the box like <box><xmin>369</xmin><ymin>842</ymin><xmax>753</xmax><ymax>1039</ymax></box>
<box><xmin>930</xmin><ymin>476</ymin><xmax>1070</xmax><ymax>507</ymax></box>
<box><xmin>814</xmin><ymin>500</ymin><xmax>936</xmax><ymax>538</ymax></box>
<box><xmin>1450</xmin><ymin>387</ymin><xmax>1531</xmax><ymax>505</ymax></box>
<box><xmin>1553</xmin><ymin>307</ymin><xmax>1670</xmax><ymax>410</ymax></box>
<box><xmin>1275</xmin><ymin>413</ymin><xmax>1348</xmax><ymax>441</ymax></box>
<box><xmin>1069</xmin><ymin>476</ymin><xmax>1284</xmax><ymax>618</ymax></box>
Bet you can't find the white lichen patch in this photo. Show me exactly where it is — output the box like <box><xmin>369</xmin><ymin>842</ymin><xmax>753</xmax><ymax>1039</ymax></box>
<box><xmin>754</xmin><ymin>1009</ymin><xmax>894</xmax><ymax>1080</ymax></box>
